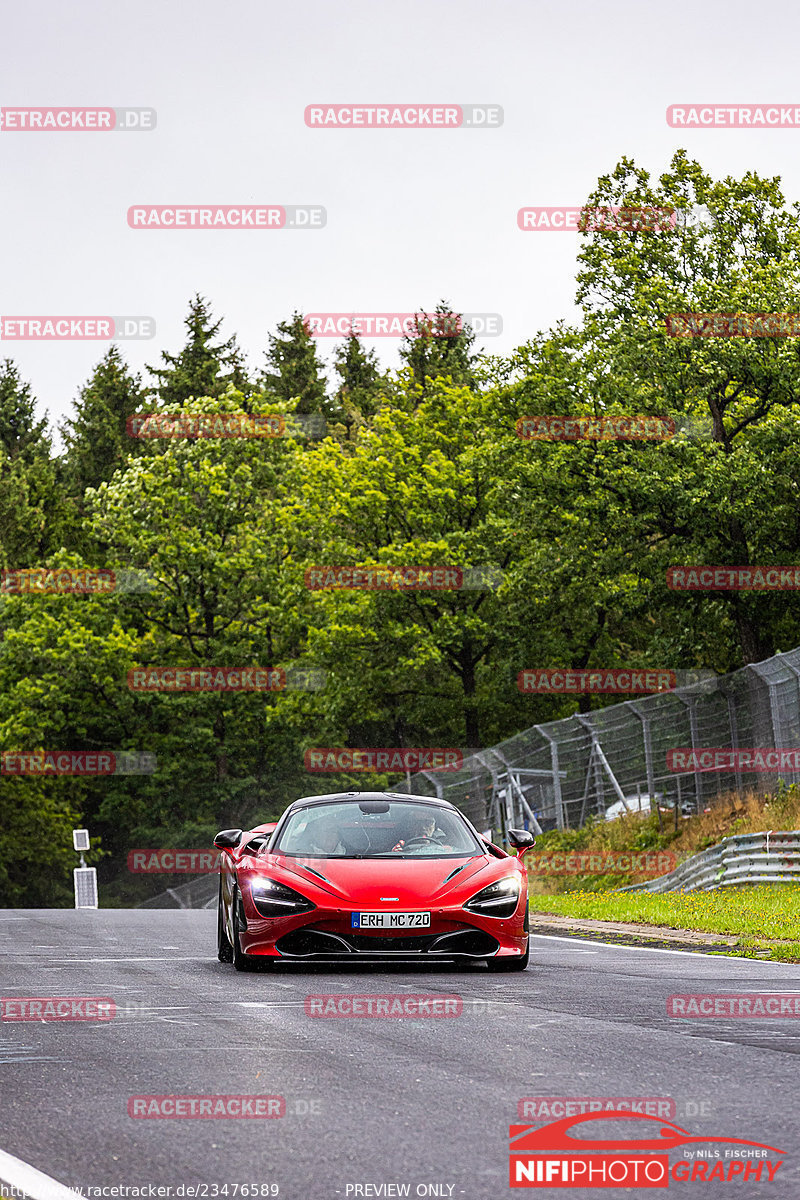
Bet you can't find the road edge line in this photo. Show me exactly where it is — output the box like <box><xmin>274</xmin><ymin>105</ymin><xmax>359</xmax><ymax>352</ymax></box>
<box><xmin>0</xmin><ymin>1147</ymin><xmax>83</xmax><ymax>1200</ymax></box>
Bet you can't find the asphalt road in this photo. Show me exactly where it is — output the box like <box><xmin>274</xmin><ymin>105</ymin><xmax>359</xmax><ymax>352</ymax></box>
<box><xmin>0</xmin><ymin>910</ymin><xmax>798</xmax><ymax>1199</ymax></box>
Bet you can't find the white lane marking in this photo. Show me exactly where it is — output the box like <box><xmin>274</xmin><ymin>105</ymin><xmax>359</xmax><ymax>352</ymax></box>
<box><xmin>0</xmin><ymin>1146</ymin><xmax>83</xmax><ymax>1200</ymax></box>
<box><xmin>42</xmin><ymin>957</ymin><xmax>201</xmax><ymax>963</ymax></box>
<box><xmin>236</xmin><ymin>1002</ymin><xmax>315</xmax><ymax>1009</ymax></box>
<box><xmin>531</xmin><ymin>933</ymin><xmax>800</xmax><ymax>966</ymax></box>
<box><xmin>0</xmin><ymin>1056</ymin><xmax>61</xmax><ymax>1064</ymax></box>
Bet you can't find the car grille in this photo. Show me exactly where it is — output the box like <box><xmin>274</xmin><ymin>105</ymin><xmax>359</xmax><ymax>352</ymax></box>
<box><xmin>276</xmin><ymin>926</ymin><xmax>499</xmax><ymax>958</ymax></box>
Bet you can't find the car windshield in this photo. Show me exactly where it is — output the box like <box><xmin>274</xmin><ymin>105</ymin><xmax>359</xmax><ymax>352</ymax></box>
<box><xmin>274</xmin><ymin>800</ymin><xmax>483</xmax><ymax>858</ymax></box>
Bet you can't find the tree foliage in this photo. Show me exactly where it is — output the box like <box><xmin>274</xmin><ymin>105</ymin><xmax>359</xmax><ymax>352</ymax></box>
<box><xmin>6</xmin><ymin>156</ymin><xmax>800</xmax><ymax>903</ymax></box>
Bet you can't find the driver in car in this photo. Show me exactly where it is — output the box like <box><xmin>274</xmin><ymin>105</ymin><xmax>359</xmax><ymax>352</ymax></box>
<box><xmin>391</xmin><ymin>812</ymin><xmax>444</xmax><ymax>852</ymax></box>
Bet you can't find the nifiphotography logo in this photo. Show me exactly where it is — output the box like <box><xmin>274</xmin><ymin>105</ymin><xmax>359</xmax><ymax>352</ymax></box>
<box><xmin>508</xmin><ymin>1111</ymin><xmax>785</xmax><ymax>1187</ymax></box>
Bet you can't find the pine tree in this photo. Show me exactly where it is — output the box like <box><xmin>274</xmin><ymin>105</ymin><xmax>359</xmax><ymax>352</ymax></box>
<box><xmin>332</xmin><ymin>333</ymin><xmax>384</xmax><ymax>427</ymax></box>
<box><xmin>0</xmin><ymin>360</ymin><xmax>63</xmax><ymax>563</ymax></box>
<box><xmin>0</xmin><ymin>359</ymin><xmax>50</xmax><ymax>462</ymax></box>
<box><xmin>261</xmin><ymin>312</ymin><xmax>330</xmax><ymax>414</ymax></box>
<box><xmin>148</xmin><ymin>295</ymin><xmax>250</xmax><ymax>404</ymax></box>
<box><xmin>399</xmin><ymin>300</ymin><xmax>478</xmax><ymax>396</ymax></box>
<box><xmin>60</xmin><ymin>347</ymin><xmax>145</xmax><ymax>495</ymax></box>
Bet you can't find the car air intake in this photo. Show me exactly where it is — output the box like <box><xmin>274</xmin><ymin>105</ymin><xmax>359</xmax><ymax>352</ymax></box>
<box><xmin>276</xmin><ymin>928</ymin><xmax>352</xmax><ymax>956</ymax></box>
<box><xmin>429</xmin><ymin>930</ymin><xmax>499</xmax><ymax>956</ymax></box>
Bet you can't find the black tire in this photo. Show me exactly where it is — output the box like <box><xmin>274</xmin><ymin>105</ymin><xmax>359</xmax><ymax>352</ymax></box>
<box><xmin>232</xmin><ymin>886</ymin><xmax>259</xmax><ymax>972</ymax></box>
<box><xmin>217</xmin><ymin>878</ymin><xmax>233</xmax><ymax>963</ymax></box>
<box><xmin>486</xmin><ymin>939</ymin><xmax>529</xmax><ymax>972</ymax></box>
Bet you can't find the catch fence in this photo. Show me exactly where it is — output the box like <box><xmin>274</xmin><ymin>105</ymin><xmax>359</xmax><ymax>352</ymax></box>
<box><xmin>399</xmin><ymin>648</ymin><xmax>800</xmax><ymax>841</ymax></box>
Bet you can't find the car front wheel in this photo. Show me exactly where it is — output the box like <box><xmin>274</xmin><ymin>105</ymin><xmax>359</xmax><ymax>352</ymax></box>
<box><xmin>217</xmin><ymin>878</ymin><xmax>233</xmax><ymax>963</ymax></box>
<box><xmin>232</xmin><ymin>885</ymin><xmax>260</xmax><ymax>972</ymax></box>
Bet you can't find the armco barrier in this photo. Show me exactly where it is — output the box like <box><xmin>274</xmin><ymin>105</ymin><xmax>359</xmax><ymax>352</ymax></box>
<box><xmin>620</xmin><ymin>829</ymin><xmax>800</xmax><ymax>893</ymax></box>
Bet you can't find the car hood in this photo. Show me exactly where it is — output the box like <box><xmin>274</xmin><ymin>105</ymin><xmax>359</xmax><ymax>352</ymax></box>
<box><xmin>239</xmin><ymin>852</ymin><xmax>503</xmax><ymax>905</ymax></box>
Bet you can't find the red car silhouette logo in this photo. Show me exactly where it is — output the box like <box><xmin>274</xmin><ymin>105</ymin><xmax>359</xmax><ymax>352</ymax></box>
<box><xmin>510</xmin><ymin>1111</ymin><xmax>784</xmax><ymax>1155</ymax></box>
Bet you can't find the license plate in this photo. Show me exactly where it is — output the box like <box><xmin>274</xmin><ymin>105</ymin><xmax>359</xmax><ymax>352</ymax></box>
<box><xmin>351</xmin><ymin>911</ymin><xmax>431</xmax><ymax>929</ymax></box>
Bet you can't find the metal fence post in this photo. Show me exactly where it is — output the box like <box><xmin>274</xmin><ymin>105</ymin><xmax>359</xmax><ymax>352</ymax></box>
<box><xmin>624</xmin><ymin>701</ymin><xmax>656</xmax><ymax>803</ymax></box>
<box><xmin>675</xmin><ymin>694</ymin><xmax>702</xmax><ymax>812</ymax></box>
<box><xmin>774</xmin><ymin>654</ymin><xmax>800</xmax><ymax>786</ymax></box>
<box><xmin>532</xmin><ymin>726</ymin><xmax>565</xmax><ymax>829</ymax></box>
<box><xmin>575</xmin><ymin>715</ymin><xmax>630</xmax><ymax>816</ymax></box>
<box><xmin>718</xmin><ymin>681</ymin><xmax>743</xmax><ymax>796</ymax></box>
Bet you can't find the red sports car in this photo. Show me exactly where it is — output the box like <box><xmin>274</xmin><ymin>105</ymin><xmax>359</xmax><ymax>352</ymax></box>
<box><xmin>214</xmin><ymin>791</ymin><xmax>535</xmax><ymax>972</ymax></box>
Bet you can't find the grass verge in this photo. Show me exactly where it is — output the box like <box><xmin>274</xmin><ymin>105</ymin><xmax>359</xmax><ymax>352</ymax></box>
<box><xmin>529</xmin><ymin>886</ymin><xmax>800</xmax><ymax>961</ymax></box>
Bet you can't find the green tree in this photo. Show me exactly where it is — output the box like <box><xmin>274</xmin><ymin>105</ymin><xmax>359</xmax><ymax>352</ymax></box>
<box><xmin>398</xmin><ymin>301</ymin><xmax>478</xmax><ymax>398</ymax></box>
<box><xmin>288</xmin><ymin>376</ymin><xmax>534</xmax><ymax>753</ymax></box>
<box><xmin>0</xmin><ymin>360</ymin><xmax>64</xmax><ymax>564</ymax></box>
<box><xmin>331</xmin><ymin>333</ymin><xmax>385</xmax><ymax>435</ymax></box>
<box><xmin>85</xmin><ymin>392</ymin><xmax>321</xmax><ymax>842</ymax></box>
<box><xmin>569</xmin><ymin>150</ymin><xmax>800</xmax><ymax>664</ymax></box>
<box><xmin>0</xmin><ymin>359</ymin><xmax>49</xmax><ymax>462</ymax></box>
<box><xmin>261</xmin><ymin>312</ymin><xmax>330</xmax><ymax>415</ymax></box>
<box><xmin>148</xmin><ymin>295</ymin><xmax>250</xmax><ymax>405</ymax></box>
<box><xmin>59</xmin><ymin>348</ymin><xmax>148</xmax><ymax>556</ymax></box>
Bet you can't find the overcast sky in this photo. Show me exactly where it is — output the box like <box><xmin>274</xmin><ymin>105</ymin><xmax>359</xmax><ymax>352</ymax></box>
<box><xmin>3</xmin><ymin>0</ymin><xmax>799</xmax><ymax>442</ymax></box>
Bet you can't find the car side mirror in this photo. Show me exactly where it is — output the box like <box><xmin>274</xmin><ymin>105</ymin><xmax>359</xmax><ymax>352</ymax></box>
<box><xmin>508</xmin><ymin>828</ymin><xmax>536</xmax><ymax>856</ymax></box>
<box><xmin>214</xmin><ymin>828</ymin><xmax>242</xmax><ymax>850</ymax></box>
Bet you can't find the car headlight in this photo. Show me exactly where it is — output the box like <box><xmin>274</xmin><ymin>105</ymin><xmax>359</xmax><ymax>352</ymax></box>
<box><xmin>464</xmin><ymin>875</ymin><xmax>521</xmax><ymax>919</ymax></box>
<box><xmin>248</xmin><ymin>877</ymin><xmax>315</xmax><ymax>918</ymax></box>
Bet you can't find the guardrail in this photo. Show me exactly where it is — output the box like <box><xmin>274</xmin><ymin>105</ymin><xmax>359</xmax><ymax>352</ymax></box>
<box><xmin>620</xmin><ymin>829</ymin><xmax>800</xmax><ymax>893</ymax></box>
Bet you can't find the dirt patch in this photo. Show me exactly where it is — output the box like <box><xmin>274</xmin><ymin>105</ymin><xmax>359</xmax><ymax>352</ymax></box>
<box><xmin>529</xmin><ymin>910</ymin><xmax>739</xmax><ymax>950</ymax></box>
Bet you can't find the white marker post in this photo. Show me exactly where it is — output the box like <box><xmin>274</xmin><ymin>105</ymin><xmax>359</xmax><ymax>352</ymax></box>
<box><xmin>72</xmin><ymin>828</ymin><xmax>98</xmax><ymax>908</ymax></box>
